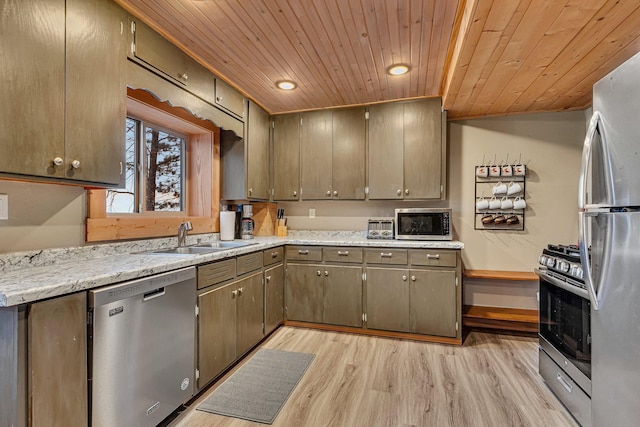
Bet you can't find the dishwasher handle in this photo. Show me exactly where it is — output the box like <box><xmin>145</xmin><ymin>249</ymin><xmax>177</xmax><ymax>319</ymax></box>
<box><xmin>143</xmin><ymin>287</ymin><xmax>166</xmax><ymax>301</ymax></box>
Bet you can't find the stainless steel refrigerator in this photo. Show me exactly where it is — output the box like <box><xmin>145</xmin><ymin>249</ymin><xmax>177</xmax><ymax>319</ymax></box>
<box><xmin>579</xmin><ymin>50</ymin><xmax>640</xmax><ymax>427</ymax></box>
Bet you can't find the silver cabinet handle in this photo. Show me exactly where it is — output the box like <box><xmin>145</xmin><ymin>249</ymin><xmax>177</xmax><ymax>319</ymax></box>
<box><xmin>293</xmin><ymin>190</ymin><xmax>297</xmax><ymax>197</ymax></box>
<box><xmin>380</xmin><ymin>252</ymin><xmax>393</xmax><ymax>258</ymax></box>
<box><xmin>216</xmin><ymin>95</ymin><xmax>222</xmax><ymax>102</ymax></box>
<box><xmin>271</xmin><ymin>252</ymin><xmax>278</xmax><ymax>258</ymax></box>
<box><xmin>397</xmin><ymin>189</ymin><xmax>402</xmax><ymax>196</ymax></box>
<box><xmin>324</xmin><ymin>271</ymin><xmax>329</xmax><ymax>276</ymax></box>
<box><xmin>317</xmin><ymin>270</ymin><xmax>321</xmax><ymax>276</ymax></box>
<box><xmin>237</xmin><ymin>287</ymin><xmax>244</xmax><ymax>296</ymax></box>
<box><xmin>333</xmin><ymin>190</ymin><xmax>338</xmax><ymax>196</ymax></box>
<box><xmin>402</xmin><ymin>275</ymin><xmax>407</xmax><ymax>281</ymax></box>
<box><xmin>326</xmin><ymin>190</ymin><xmax>331</xmax><ymax>196</ymax></box>
<box><xmin>405</xmin><ymin>189</ymin><xmax>410</xmax><ymax>195</ymax></box>
<box><xmin>53</xmin><ymin>157</ymin><xmax>63</xmax><ymax>166</ymax></box>
<box><xmin>426</xmin><ymin>254</ymin><xmax>440</xmax><ymax>259</ymax></box>
<box><xmin>232</xmin><ymin>290</ymin><xmax>238</xmax><ymax>297</ymax></box>
<box><xmin>337</xmin><ymin>251</ymin><xmax>349</xmax><ymax>256</ymax></box>
<box><xmin>248</xmin><ymin>188</ymin><xmax>253</xmax><ymax>196</ymax></box>
<box><xmin>556</xmin><ymin>372</ymin><xmax>573</xmax><ymax>394</ymax></box>
<box><xmin>266</xmin><ymin>275</ymin><xmax>271</xmax><ymax>282</ymax></box>
<box><xmin>411</xmin><ymin>275</ymin><xmax>416</xmax><ymax>281</ymax></box>
<box><xmin>298</xmin><ymin>250</ymin><xmax>309</xmax><ymax>255</ymax></box>
<box><xmin>71</xmin><ymin>160</ymin><xmax>81</xmax><ymax>169</ymax></box>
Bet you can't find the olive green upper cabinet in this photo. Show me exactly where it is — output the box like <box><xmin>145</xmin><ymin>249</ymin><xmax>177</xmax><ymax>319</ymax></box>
<box><xmin>0</xmin><ymin>0</ymin><xmax>126</xmax><ymax>186</ymax></box>
<box><xmin>1</xmin><ymin>0</ymin><xmax>65</xmax><ymax>180</ymax></box>
<box><xmin>368</xmin><ymin>99</ymin><xmax>445</xmax><ymax>200</ymax></box>
<box><xmin>221</xmin><ymin>101</ymin><xmax>269</xmax><ymax>200</ymax></box>
<box><xmin>130</xmin><ymin>19</ymin><xmax>217</xmax><ymax>107</ymax></box>
<box><xmin>300</xmin><ymin>108</ymin><xmax>366</xmax><ymax>200</ymax></box>
<box><xmin>215</xmin><ymin>78</ymin><xmax>246</xmax><ymax>119</ymax></box>
<box><xmin>65</xmin><ymin>0</ymin><xmax>127</xmax><ymax>186</ymax></box>
<box><xmin>246</xmin><ymin>101</ymin><xmax>270</xmax><ymax>200</ymax></box>
<box><xmin>273</xmin><ymin>114</ymin><xmax>300</xmax><ymax>201</ymax></box>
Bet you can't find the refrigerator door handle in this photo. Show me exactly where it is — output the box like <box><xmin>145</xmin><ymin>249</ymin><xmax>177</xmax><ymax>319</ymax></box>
<box><xmin>579</xmin><ymin>211</ymin><xmax>600</xmax><ymax>310</ymax></box>
<box><xmin>578</xmin><ymin>112</ymin><xmax>600</xmax><ymax>210</ymax></box>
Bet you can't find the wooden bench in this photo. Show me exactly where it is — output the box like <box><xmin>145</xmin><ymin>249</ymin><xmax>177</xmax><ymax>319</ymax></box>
<box><xmin>462</xmin><ymin>269</ymin><xmax>539</xmax><ymax>335</ymax></box>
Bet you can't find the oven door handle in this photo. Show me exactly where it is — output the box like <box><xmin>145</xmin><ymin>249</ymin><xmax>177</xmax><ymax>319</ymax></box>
<box><xmin>534</xmin><ymin>268</ymin><xmax>590</xmax><ymax>300</ymax></box>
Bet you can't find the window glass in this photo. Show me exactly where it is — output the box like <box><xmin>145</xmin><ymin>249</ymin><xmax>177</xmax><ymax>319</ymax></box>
<box><xmin>106</xmin><ymin>117</ymin><xmax>186</xmax><ymax>214</ymax></box>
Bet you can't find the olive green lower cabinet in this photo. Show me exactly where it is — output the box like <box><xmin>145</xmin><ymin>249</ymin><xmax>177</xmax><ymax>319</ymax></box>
<box><xmin>264</xmin><ymin>263</ymin><xmax>285</xmax><ymax>334</ymax></box>
<box><xmin>285</xmin><ymin>245</ymin><xmax>462</xmax><ymax>344</ymax></box>
<box><xmin>197</xmin><ymin>261</ymin><xmax>264</xmax><ymax>388</ymax></box>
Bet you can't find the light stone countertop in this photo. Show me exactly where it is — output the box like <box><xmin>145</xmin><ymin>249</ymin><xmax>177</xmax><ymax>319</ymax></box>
<box><xmin>0</xmin><ymin>231</ymin><xmax>463</xmax><ymax>307</ymax></box>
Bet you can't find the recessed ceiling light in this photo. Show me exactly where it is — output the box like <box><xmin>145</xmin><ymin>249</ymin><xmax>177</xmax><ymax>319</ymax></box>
<box><xmin>386</xmin><ymin>64</ymin><xmax>411</xmax><ymax>76</ymax></box>
<box><xmin>276</xmin><ymin>80</ymin><xmax>297</xmax><ymax>90</ymax></box>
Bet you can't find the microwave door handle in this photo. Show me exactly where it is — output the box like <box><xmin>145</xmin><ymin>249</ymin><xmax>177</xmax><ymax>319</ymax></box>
<box><xmin>579</xmin><ymin>211</ymin><xmax>600</xmax><ymax>310</ymax></box>
<box><xmin>578</xmin><ymin>112</ymin><xmax>600</xmax><ymax>210</ymax></box>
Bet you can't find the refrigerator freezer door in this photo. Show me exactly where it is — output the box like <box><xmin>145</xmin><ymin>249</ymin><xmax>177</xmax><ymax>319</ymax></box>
<box><xmin>590</xmin><ymin>211</ymin><xmax>640</xmax><ymax>426</ymax></box>
<box><xmin>591</xmin><ymin>50</ymin><xmax>640</xmax><ymax>208</ymax></box>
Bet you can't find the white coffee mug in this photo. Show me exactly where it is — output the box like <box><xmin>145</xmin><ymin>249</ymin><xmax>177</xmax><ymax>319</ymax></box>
<box><xmin>476</xmin><ymin>197</ymin><xmax>489</xmax><ymax>210</ymax></box>
<box><xmin>514</xmin><ymin>164</ymin><xmax>526</xmax><ymax>176</ymax></box>
<box><xmin>476</xmin><ymin>166</ymin><xmax>488</xmax><ymax>178</ymax></box>
<box><xmin>489</xmin><ymin>165</ymin><xmax>501</xmax><ymax>177</ymax></box>
<box><xmin>507</xmin><ymin>181</ymin><xmax>522</xmax><ymax>195</ymax></box>
<box><xmin>501</xmin><ymin>165</ymin><xmax>513</xmax><ymax>176</ymax></box>
<box><xmin>501</xmin><ymin>197</ymin><xmax>513</xmax><ymax>209</ymax></box>
<box><xmin>492</xmin><ymin>181</ymin><xmax>507</xmax><ymax>195</ymax></box>
<box><xmin>513</xmin><ymin>196</ymin><xmax>527</xmax><ymax>209</ymax></box>
<box><xmin>489</xmin><ymin>196</ymin><xmax>501</xmax><ymax>209</ymax></box>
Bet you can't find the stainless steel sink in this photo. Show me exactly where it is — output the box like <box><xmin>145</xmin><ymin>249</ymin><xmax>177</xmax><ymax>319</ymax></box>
<box><xmin>194</xmin><ymin>241</ymin><xmax>258</xmax><ymax>249</ymax></box>
<box><xmin>144</xmin><ymin>246</ymin><xmax>223</xmax><ymax>255</ymax></box>
<box><xmin>137</xmin><ymin>240</ymin><xmax>257</xmax><ymax>255</ymax></box>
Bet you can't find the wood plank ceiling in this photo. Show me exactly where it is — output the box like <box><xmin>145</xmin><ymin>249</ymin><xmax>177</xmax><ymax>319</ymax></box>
<box><xmin>115</xmin><ymin>0</ymin><xmax>640</xmax><ymax>119</ymax></box>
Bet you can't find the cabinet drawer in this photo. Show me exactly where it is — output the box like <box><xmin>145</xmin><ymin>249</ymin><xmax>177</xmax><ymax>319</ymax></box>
<box><xmin>409</xmin><ymin>250</ymin><xmax>457</xmax><ymax>268</ymax></box>
<box><xmin>286</xmin><ymin>246</ymin><xmax>322</xmax><ymax>262</ymax></box>
<box><xmin>237</xmin><ymin>252</ymin><xmax>263</xmax><ymax>276</ymax></box>
<box><xmin>263</xmin><ymin>247</ymin><xmax>284</xmax><ymax>266</ymax></box>
<box><xmin>323</xmin><ymin>247</ymin><xmax>363</xmax><ymax>263</ymax></box>
<box><xmin>364</xmin><ymin>249</ymin><xmax>408</xmax><ymax>265</ymax></box>
<box><xmin>198</xmin><ymin>258</ymin><xmax>236</xmax><ymax>289</ymax></box>
<box><xmin>215</xmin><ymin>78</ymin><xmax>245</xmax><ymax>118</ymax></box>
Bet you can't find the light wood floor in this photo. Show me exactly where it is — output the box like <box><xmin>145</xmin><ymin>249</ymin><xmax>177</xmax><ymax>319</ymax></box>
<box><xmin>171</xmin><ymin>327</ymin><xmax>578</xmax><ymax>427</ymax></box>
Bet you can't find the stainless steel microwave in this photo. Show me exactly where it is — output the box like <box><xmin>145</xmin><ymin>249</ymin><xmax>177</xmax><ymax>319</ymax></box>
<box><xmin>394</xmin><ymin>208</ymin><xmax>452</xmax><ymax>240</ymax></box>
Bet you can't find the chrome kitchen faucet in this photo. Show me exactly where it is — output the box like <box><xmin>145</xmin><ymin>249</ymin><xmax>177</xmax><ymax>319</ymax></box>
<box><xmin>177</xmin><ymin>221</ymin><xmax>193</xmax><ymax>247</ymax></box>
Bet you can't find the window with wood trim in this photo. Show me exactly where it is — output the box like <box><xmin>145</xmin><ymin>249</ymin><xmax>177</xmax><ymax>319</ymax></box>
<box><xmin>86</xmin><ymin>88</ymin><xmax>221</xmax><ymax>242</ymax></box>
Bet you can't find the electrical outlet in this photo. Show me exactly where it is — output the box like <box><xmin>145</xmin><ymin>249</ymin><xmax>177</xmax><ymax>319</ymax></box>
<box><xmin>309</xmin><ymin>208</ymin><xmax>316</xmax><ymax>218</ymax></box>
<box><xmin>0</xmin><ymin>194</ymin><xmax>8</xmax><ymax>220</ymax></box>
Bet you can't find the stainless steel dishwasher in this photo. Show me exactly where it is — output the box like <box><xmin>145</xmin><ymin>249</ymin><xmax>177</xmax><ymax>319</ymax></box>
<box><xmin>89</xmin><ymin>267</ymin><xmax>196</xmax><ymax>427</ymax></box>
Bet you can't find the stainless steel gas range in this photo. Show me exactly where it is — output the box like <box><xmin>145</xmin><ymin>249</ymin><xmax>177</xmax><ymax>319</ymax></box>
<box><xmin>535</xmin><ymin>244</ymin><xmax>591</xmax><ymax>427</ymax></box>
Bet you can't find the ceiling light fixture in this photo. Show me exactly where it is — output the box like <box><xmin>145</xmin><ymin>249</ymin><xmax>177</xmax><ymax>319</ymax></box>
<box><xmin>386</xmin><ymin>64</ymin><xmax>411</xmax><ymax>76</ymax></box>
<box><xmin>276</xmin><ymin>80</ymin><xmax>297</xmax><ymax>90</ymax></box>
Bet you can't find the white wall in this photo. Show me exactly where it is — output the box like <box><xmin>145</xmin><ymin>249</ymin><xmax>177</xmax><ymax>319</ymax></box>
<box><xmin>0</xmin><ymin>181</ymin><xmax>86</xmax><ymax>253</ymax></box>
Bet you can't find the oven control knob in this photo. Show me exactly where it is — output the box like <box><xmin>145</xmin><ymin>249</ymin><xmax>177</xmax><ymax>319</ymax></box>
<box><xmin>573</xmin><ymin>266</ymin><xmax>584</xmax><ymax>279</ymax></box>
<box><xmin>538</xmin><ymin>256</ymin><xmax>546</xmax><ymax>266</ymax></box>
<box><xmin>557</xmin><ymin>261</ymin><xmax>570</xmax><ymax>273</ymax></box>
<box><xmin>545</xmin><ymin>257</ymin><xmax>556</xmax><ymax>268</ymax></box>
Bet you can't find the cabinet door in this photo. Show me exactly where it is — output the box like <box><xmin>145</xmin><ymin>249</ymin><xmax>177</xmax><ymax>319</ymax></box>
<box><xmin>323</xmin><ymin>266</ymin><xmax>363</xmax><ymax>327</ymax></box>
<box><xmin>215</xmin><ymin>78</ymin><xmax>246</xmax><ymax>119</ymax></box>
<box><xmin>403</xmin><ymin>99</ymin><xmax>442</xmax><ymax>199</ymax></box>
<box><xmin>198</xmin><ymin>283</ymin><xmax>237</xmax><ymax>388</ymax></box>
<box><xmin>273</xmin><ymin>114</ymin><xmax>300</xmax><ymax>200</ymax></box>
<box><xmin>365</xmin><ymin>267</ymin><xmax>410</xmax><ymax>332</ymax></box>
<box><xmin>332</xmin><ymin>107</ymin><xmax>366</xmax><ymax>200</ymax></box>
<box><xmin>247</xmin><ymin>101</ymin><xmax>271</xmax><ymax>200</ymax></box>
<box><xmin>29</xmin><ymin>292</ymin><xmax>88</xmax><ymax>426</ymax></box>
<box><xmin>66</xmin><ymin>0</ymin><xmax>127</xmax><ymax>186</ymax></box>
<box><xmin>265</xmin><ymin>264</ymin><xmax>284</xmax><ymax>334</ymax></box>
<box><xmin>301</xmin><ymin>110</ymin><xmax>333</xmax><ymax>200</ymax></box>
<box><xmin>285</xmin><ymin>263</ymin><xmax>323</xmax><ymax>323</ymax></box>
<box><xmin>368</xmin><ymin>103</ymin><xmax>404</xmax><ymax>199</ymax></box>
<box><xmin>235</xmin><ymin>272</ymin><xmax>264</xmax><ymax>356</ymax></box>
<box><xmin>409</xmin><ymin>269</ymin><xmax>457</xmax><ymax>337</ymax></box>
<box><xmin>0</xmin><ymin>0</ymin><xmax>65</xmax><ymax>179</ymax></box>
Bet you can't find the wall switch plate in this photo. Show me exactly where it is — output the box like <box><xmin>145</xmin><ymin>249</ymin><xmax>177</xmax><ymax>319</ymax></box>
<box><xmin>0</xmin><ymin>194</ymin><xmax>8</xmax><ymax>220</ymax></box>
<box><xmin>309</xmin><ymin>208</ymin><xmax>316</xmax><ymax>218</ymax></box>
